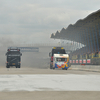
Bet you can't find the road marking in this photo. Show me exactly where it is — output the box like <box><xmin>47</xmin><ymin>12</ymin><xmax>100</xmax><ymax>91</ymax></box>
<box><xmin>0</xmin><ymin>74</ymin><xmax>100</xmax><ymax>91</ymax></box>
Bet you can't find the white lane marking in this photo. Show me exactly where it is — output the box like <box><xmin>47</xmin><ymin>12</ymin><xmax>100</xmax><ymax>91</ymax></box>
<box><xmin>0</xmin><ymin>74</ymin><xmax>100</xmax><ymax>91</ymax></box>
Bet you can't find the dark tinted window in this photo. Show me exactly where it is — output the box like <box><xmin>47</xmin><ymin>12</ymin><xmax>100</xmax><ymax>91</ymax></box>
<box><xmin>7</xmin><ymin>51</ymin><xmax>20</xmax><ymax>55</ymax></box>
<box><xmin>52</xmin><ymin>49</ymin><xmax>66</xmax><ymax>56</ymax></box>
<box><xmin>56</xmin><ymin>58</ymin><xmax>67</xmax><ymax>61</ymax></box>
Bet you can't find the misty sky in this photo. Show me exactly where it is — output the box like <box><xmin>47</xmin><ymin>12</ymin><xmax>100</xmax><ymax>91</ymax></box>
<box><xmin>0</xmin><ymin>0</ymin><xmax>100</xmax><ymax>44</ymax></box>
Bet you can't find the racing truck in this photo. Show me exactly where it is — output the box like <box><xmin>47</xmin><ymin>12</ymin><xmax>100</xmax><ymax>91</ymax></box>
<box><xmin>49</xmin><ymin>47</ymin><xmax>66</xmax><ymax>69</ymax></box>
<box><xmin>5</xmin><ymin>47</ymin><xmax>22</xmax><ymax>68</ymax></box>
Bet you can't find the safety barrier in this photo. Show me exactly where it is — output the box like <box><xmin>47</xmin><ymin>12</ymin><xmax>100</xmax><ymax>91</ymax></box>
<box><xmin>70</xmin><ymin>59</ymin><xmax>91</xmax><ymax>65</ymax></box>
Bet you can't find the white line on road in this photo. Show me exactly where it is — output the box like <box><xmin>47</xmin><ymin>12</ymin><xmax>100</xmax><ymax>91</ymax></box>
<box><xmin>0</xmin><ymin>74</ymin><xmax>100</xmax><ymax>91</ymax></box>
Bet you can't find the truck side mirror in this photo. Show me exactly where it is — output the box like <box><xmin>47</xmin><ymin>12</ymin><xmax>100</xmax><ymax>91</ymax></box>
<box><xmin>20</xmin><ymin>53</ymin><xmax>22</xmax><ymax>56</ymax></box>
<box><xmin>5</xmin><ymin>53</ymin><xmax>7</xmax><ymax>56</ymax></box>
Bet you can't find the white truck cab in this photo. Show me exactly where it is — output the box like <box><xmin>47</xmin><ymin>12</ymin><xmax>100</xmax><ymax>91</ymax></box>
<box><xmin>53</xmin><ymin>54</ymin><xmax>70</xmax><ymax>70</ymax></box>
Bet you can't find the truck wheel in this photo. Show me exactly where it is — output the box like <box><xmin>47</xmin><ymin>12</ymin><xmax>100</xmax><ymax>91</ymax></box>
<box><xmin>6</xmin><ymin>65</ymin><xmax>10</xmax><ymax>68</ymax></box>
<box><xmin>18</xmin><ymin>65</ymin><xmax>20</xmax><ymax>68</ymax></box>
<box><xmin>50</xmin><ymin>64</ymin><xmax>52</xmax><ymax>69</ymax></box>
<box><xmin>16</xmin><ymin>65</ymin><xmax>20</xmax><ymax>68</ymax></box>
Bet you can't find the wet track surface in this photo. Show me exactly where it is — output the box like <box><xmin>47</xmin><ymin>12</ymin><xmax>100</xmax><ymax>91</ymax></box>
<box><xmin>0</xmin><ymin>67</ymin><xmax>100</xmax><ymax>100</ymax></box>
<box><xmin>0</xmin><ymin>73</ymin><xmax>100</xmax><ymax>91</ymax></box>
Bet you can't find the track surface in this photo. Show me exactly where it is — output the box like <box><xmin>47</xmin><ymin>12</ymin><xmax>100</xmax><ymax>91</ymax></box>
<box><xmin>0</xmin><ymin>74</ymin><xmax>100</xmax><ymax>91</ymax></box>
<box><xmin>0</xmin><ymin>68</ymin><xmax>100</xmax><ymax>100</ymax></box>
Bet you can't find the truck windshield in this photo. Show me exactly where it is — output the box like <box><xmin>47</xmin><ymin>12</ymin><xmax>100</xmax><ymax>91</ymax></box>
<box><xmin>52</xmin><ymin>49</ymin><xmax>66</xmax><ymax>56</ymax></box>
<box><xmin>56</xmin><ymin>58</ymin><xmax>67</xmax><ymax>61</ymax></box>
<box><xmin>7</xmin><ymin>51</ymin><xmax>20</xmax><ymax>56</ymax></box>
